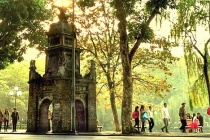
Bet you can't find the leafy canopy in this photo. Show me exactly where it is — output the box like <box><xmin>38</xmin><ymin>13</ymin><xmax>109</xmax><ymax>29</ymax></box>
<box><xmin>0</xmin><ymin>0</ymin><xmax>51</xmax><ymax>69</ymax></box>
<box><xmin>171</xmin><ymin>0</ymin><xmax>210</xmax><ymax>109</ymax></box>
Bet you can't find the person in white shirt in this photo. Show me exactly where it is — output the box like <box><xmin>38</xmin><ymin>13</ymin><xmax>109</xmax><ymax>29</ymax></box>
<box><xmin>161</xmin><ymin>103</ymin><xmax>170</xmax><ymax>133</ymax></box>
<box><xmin>148</xmin><ymin>106</ymin><xmax>154</xmax><ymax>132</ymax></box>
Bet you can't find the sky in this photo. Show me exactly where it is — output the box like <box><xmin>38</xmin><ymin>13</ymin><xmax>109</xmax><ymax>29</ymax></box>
<box><xmin>23</xmin><ymin>48</ymin><xmax>45</xmax><ymax>61</ymax></box>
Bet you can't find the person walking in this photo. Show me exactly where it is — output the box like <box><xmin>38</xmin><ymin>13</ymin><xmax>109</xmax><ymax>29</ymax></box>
<box><xmin>179</xmin><ymin>103</ymin><xmax>187</xmax><ymax>133</ymax></box>
<box><xmin>140</xmin><ymin>105</ymin><xmax>147</xmax><ymax>132</ymax></box>
<box><xmin>11</xmin><ymin>108</ymin><xmax>19</xmax><ymax>132</ymax></box>
<box><xmin>3</xmin><ymin>108</ymin><xmax>9</xmax><ymax>132</ymax></box>
<box><xmin>197</xmin><ymin>113</ymin><xmax>203</xmax><ymax>132</ymax></box>
<box><xmin>161</xmin><ymin>103</ymin><xmax>170</xmax><ymax>133</ymax></box>
<box><xmin>148</xmin><ymin>106</ymin><xmax>154</xmax><ymax>132</ymax></box>
<box><xmin>0</xmin><ymin>109</ymin><xmax>4</xmax><ymax>132</ymax></box>
<box><xmin>132</xmin><ymin>106</ymin><xmax>140</xmax><ymax>132</ymax></box>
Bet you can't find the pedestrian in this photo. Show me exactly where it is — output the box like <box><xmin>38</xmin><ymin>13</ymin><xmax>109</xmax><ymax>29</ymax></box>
<box><xmin>161</xmin><ymin>103</ymin><xmax>170</xmax><ymax>133</ymax></box>
<box><xmin>3</xmin><ymin>108</ymin><xmax>9</xmax><ymax>132</ymax></box>
<box><xmin>179</xmin><ymin>103</ymin><xmax>187</xmax><ymax>133</ymax></box>
<box><xmin>48</xmin><ymin>110</ymin><xmax>52</xmax><ymax>131</ymax></box>
<box><xmin>0</xmin><ymin>109</ymin><xmax>4</xmax><ymax>132</ymax></box>
<box><xmin>197</xmin><ymin>113</ymin><xmax>203</xmax><ymax>132</ymax></box>
<box><xmin>132</xmin><ymin>106</ymin><xmax>140</xmax><ymax>132</ymax></box>
<box><xmin>11</xmin><ymin>108</ymin><xmax>19</xmax><ymax>132</ymax></box>
<box><xmin>148</xmin><ymin>106</ymin><xmax>154</xmax><ymax>132</ymax></box>
<box><xmin>140</xmin><ymin>105</ymin><xmax>148</xmax><ymax>132</ymax></box>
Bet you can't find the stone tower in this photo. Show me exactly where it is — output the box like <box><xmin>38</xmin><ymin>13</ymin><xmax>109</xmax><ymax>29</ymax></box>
<box><xmin>27</xmin><ymin>8</ymin><xmax>97</xmax><ymax>133</ymax></box>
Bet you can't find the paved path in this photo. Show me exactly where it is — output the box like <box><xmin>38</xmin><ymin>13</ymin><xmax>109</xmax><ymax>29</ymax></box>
<box><xmin>0</xmin><ymin>134</ymin><xmax>209</xmax><ymax>140</ymax></box>
<box><xmin>1</xmin><ymin>130</ymin><xmax>210</xmax><ymax>137</ymax></box>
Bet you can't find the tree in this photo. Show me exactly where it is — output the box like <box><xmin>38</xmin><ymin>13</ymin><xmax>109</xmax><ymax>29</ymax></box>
<box><xmin>77</xmin><ymin>1</ymin><xmax>122</xmax><ymax>132</ymax></box>
<box><xmin>0</xmin><ymin>58</ymin><xmax>45</xmax><ymax>124</ymax></box>
<box><xmin>0</xmin><ymin>61</ymin><xmax>30</xmax><ymax>122</ymax></box>
<box><xmin>76</xmin><ymin>0</ymin><xmax>178</xmax><ymax>132</ymax></box>
<box><xmin>111</xmin><ymin>0</ymin><xmax>176</xmax><ymax>133</ymax></box>
<box><xmin>0</xmin><ymin>0</ymin><xmax>51</xmax><ymax>69</ymax></box>
<box><xmin>171</xmin><ymin>0</ymin><xmax>210</xmax><ymax>109</ymax></box>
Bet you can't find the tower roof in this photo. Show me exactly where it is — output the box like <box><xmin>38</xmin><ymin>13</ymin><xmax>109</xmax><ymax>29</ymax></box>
<box><xmin>46</xmin><ymin>7</ymin><xmax>74</xmax><ymax>36</ymax></box>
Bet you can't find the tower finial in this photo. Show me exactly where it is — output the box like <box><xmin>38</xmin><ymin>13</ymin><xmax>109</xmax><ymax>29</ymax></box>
<box><xmin>58</xmin><ymin>7</ymin><xmax>69</xmax><ymax>21</ymax></box>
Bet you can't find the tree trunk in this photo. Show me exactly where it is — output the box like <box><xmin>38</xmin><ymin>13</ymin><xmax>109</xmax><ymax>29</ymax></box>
<box><xmin>207</xmin><ymin>2</ymin><xmax>210</xmax><ymax>106</ymax></box>
<box><xmin>110</xmin><ymin>89</ymin><xmax>121</xmax><ymax>132</ymax></box>
<box><xmin>107</xmin><ymin>73</ymin><xmax>121</xmax><ymax>132</ymax></box>
<box><xmin>204</xmin><ymin>41</ymin><xmax>210</xmax><ymax>106</ymax></box>
<box><xmin>117</xmin><ymin>10</ymin><xmax>133</xmax><ymax>133</ymax></box>
<box><xmin>113</xmin><ymin>0</ymin><xmax>134</xmax><ymax>133</ymax></box>
<box><xmin>121</xmin><ymin>60</ymin><xmax>133</xmax><ymax>134</ymax></box>
<box><xmin>203</xmin><ymin>55</ymin><xmax>210</xmax><ymax>106</ymax></box>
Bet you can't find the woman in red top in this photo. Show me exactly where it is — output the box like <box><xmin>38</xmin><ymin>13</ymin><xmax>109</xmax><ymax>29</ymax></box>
<box><xmin>132</xmin><ymin>106</ymin><xmax>140</xmax><ymax>132</ymax></box>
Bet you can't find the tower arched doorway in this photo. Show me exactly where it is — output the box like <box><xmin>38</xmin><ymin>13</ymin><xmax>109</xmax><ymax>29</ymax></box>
<box><xmin>76</xmin><ymin>99</ymin><xmax>86</xmax><ymax>132</ymax></box>
<box><xmin>39</xmin><ymin>98</ymin><xmax>52</xmax><ymax>132</ymax></box>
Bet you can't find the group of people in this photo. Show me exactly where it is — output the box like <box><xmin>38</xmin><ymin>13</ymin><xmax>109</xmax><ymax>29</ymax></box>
<box><xmin>132</xmin><ymin>103</ymin><xmax>169</xmax><ymax>133</ymax></box>
<box><xmin>179</xmin><ymin>103</ymin><xmax>203</xmax><ymax>133</ymax></box>
<box><xmin>132</xmin><ymin>105</ymin><xmax>154</xmax><ymax>133</ymax></box>
<box><xmin>161</xmin><ymin>102</ymin><xmax>204</xmax><ymax>133</ymax></box>
<box><xmin>0</xmin><ymin>108</ymin><xmax>19</xmax><ymax>132</ymax></box>
<box><xmin>132</xmin><ymin>102</ymin><xmax>204</xmax><ymax>133</ymax></box>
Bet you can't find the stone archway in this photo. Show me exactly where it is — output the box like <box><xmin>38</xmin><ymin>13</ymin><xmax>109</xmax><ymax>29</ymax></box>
<box><xmin>76</xmin><ymin>99</ymin><xmax>86</xmax><ymax>132</ymax></box>
<box><xmin>39</xmin><ymin>98</ymin><xmax>52</xmax><ymax>132</ymax></box>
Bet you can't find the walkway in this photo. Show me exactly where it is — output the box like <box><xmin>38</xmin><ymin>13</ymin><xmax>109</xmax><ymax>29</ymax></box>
<box><xmin>1</xmin><ymin>130</ymin><xmax>210</xmax><ymax>137</ymax></box>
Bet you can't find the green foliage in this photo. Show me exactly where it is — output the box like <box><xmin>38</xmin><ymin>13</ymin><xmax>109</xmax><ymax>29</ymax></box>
<box><xmin>131</xmin><ymin>57</ymin><xmax>190</xmax><ymax>127</ymax></box>
<box><xmin>128</xmin><ymin>22</ymin><xmax>155</xmax><ymax>42</ymax></box>
<box><xmin>188</xmin><ymin>75</ymin><xmax>208</xmax><ymax>110</ymax></box>
<box><xmin>184</xmin><ymin>42</ymin><xmax>209</xmax><ymax>109</ymax></box>
<box><xmin>0</xmin><ymin>0</ymin><xmax>51</xmax><ymax>69</ymax></box>
<box><xmin>146</xmin><ymin>0</ymin><xmax>176</xmax><ymax>11</ymax></box>
<box><xmin>172</xmin><ymin>0</ymin><xmax>210</xmax><ymax>108</ymax></box>
<box><xmin>77</xmin><ymin>0</ymin><xmax>95</xmax><ymax>8</ymax></box>
<box><xmin>77</xmin><ymin>0</ymin><xmax>178</xmax><ymax>108</ymax></box>
<box><xmin>0</xmin><ymin>61</ymin><xmax>29</xmax><ymax>121</ymax></box>
<box><xmin>172</xmin><ymin>0</ymin><xmax>209</xmax><ymax>39</ymax></box>
<box><xmin>122</xmin><ymin>0</ymin><xmax>136</xmax><ymax>15</ymax></box>
<box><xmin>64</xmin><ymin>0</ymin><xmax>184</xmax><ymax>132</ymax></box>
<box><xmin>110</xmin><ymin>0</ymin><xmax>136</xmax><ymax>16</ymax></box>
<box><xmin>138</xmin><ymin>24</ymin><xmax>153</xmax><ymax>42</ymax></box>
<box><xmin>0</xmin><ymin>58</ymin><xmax>45</xmax><ymax>124</ymax></box>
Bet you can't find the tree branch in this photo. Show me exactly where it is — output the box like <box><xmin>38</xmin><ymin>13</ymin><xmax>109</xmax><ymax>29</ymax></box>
<box><xmin>129</xmin><ymin>8</ymin><xmax>161</xmax><ymax>63</ymax></box>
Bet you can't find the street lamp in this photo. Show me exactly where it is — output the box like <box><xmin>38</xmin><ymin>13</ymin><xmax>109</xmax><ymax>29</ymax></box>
<box><xmin>71</xmin><ymin>0</ymin><xmax>76</xmax><ymax>133</ymax></box>
<box><xmin>9</xmin><ymin>86</ymin><xmax>22</xmax><ymax>108</ymax></box>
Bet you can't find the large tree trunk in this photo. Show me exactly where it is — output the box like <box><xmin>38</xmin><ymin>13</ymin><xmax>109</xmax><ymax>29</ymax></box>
<box><xmin>113</xmin><ymin>0</ymin><xmax>159</xmax><ymax>134</ymax></box>
<box><xmin>113</xmin><ymin>0</ymin><xmax>134</xmax><ymax>134</ymax></box>
<box><xmin>121</xmin><ymin>59</ymin><xmax>133</xmax><ymax>134</ymax></box>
